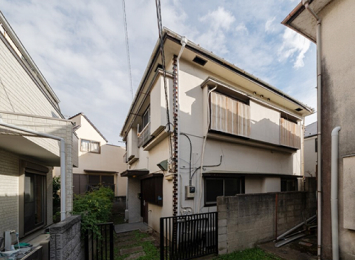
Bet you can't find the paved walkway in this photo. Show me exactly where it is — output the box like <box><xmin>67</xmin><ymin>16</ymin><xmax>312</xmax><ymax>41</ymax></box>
<box><xmin>115</xmin><ymin>222</ymin><xmax>151</xmax><ymax>234</ymax></box>
<box><xmin>115</xmin><ymin>230</ymin><xmax>159</xmax><ymax>260</ymax></box>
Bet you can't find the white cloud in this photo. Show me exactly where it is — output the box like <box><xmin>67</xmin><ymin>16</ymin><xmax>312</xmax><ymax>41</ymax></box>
<box><xmin>235</xmin><ymin>23</ymin><xmax>248</xmax><ymax>35</ymax></box>
<box><xmin>278</xmin><ymin>28</ymin><xmax>311</xmax><ymax>68</ymax></box>
<box><xmin>0</xmin><ymin>0</ymin><xmax>316</xmax><ymax>143</ymax></box>
<box><xmin>199</xmin><ymin>7</ymin><xmax>235</xmax><ymax>31</ymax></box>
<box><xmin>265</xmin><ymin>17</ymin><xmax>276</xmax><ymax>33</ymax></box>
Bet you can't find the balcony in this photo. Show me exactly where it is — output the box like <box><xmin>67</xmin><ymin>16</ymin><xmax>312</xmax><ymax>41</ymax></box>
<box><xmin>138</xmin><ymin>122</ymin><xmax>151</xmax><ymax>147</ymax></box>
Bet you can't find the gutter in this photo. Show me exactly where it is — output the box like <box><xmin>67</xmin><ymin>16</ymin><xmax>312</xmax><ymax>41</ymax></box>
<box><xmin>0</xmin><ymin>118</ymin><xmax>67</xmax><ymax>221</ymax></box>
<box><xmin>301</xmin><ymin>1</ymin><xmax>322</xmax><ymax>259</ymax></box>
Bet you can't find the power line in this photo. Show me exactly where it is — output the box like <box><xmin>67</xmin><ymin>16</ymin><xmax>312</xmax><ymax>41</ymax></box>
<box><xmin>122</xmin><ymin>0</ymin><xmax>134</xmax><ymax>100</ymax></box>
<box><xmin>155</xmin><ymin>0</ymin><xmax>171</xmax><ymax>132</ymax></box>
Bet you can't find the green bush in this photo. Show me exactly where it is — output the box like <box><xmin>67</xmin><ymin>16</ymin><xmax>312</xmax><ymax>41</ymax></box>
<box><xmin>72</xmin><ymin>186</ymin><xmax>114</xmax><ymax>237</ymax></box>
<box><xmin>53</xmin><ymin>176</ymin><xmax>61</xmax><ymax>223</ymax></box>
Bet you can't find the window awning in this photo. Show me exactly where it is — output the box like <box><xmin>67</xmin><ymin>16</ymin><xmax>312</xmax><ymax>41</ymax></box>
<box><xmin>120</xmin><ymin>169</ymin><xmax>149</xmax><ymax>177</ymax></box>
<box><xmin>202</xmin><ymin>170</ymin><xmax>303</xmax><ymax>178</ymax></box>
<box><xmin>84</xmin><ymin>170</ymin><xmax>118</xmax><ymax>174</ymax></box>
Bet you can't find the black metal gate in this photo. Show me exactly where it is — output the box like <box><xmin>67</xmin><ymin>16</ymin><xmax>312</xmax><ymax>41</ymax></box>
<box><xmin>160</xmin><ymin>212</ymin><xmax>218</xmax><ymax>260</ymax></box>
<box><xmin>85</xmin><ymin>222</ymin><xmax>114</xmax><ymax>260</ymax></box>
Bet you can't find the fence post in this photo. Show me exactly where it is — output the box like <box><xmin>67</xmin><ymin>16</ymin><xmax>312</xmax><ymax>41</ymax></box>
<box><xmin>85</xmin><ymin>229</ymin><xmax>89</xmax><ymax>260</ymax></box>
<box><xmin>110</xmin><ymin>223</ymin><xmax>114</xmax><ymax>260</ymax></box>
<box><xmin>215</xmin><ymin>212</ymin><xmax>218</xmax><ymax>255</ymax></box>
<box><xmin>160</xmin><ymin>218</ymin><xmax>164</xmax><ymax>260</ymax></box>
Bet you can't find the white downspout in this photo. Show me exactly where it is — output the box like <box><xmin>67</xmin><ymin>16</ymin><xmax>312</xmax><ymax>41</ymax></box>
<box><xmin>177</xmin><ymin>36</ymin><xmax>187</xmax><ymax>215</ymax></box>
<box><xmin>0</xmin><ymin>118</ymin><xmax>67</xmax><ymax>221</ymax></box>
<box><xmin>331</xmin><ymin>126</ymin><xmax>341</xmax><ymax>260</ymax></box>
<box><xmin>302</xmin><ymin>1</ymin><xmax>322</xmax><ymax>258</ymax></box>
<box><xmin>197</xmin><ymin>86</ymin><xmax>217</xmax><ymax>213</ymax></box>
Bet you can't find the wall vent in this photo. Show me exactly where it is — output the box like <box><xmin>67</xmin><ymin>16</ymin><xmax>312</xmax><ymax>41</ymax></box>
<box><xmin>193</xmin><ymin>56</ymin><xmax>207</xmax><ymax>66</ymax></box>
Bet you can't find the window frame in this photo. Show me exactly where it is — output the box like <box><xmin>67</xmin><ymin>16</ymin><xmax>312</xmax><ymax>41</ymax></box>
<box><xmin>204</xmin><ymin>176</ymin><xmax>245</xmax><ymax>206</ymax></box>
<box><xmin>80</xmin><ymin>139</ymin><xmax>101</xmax><ymax>154</ymax></box>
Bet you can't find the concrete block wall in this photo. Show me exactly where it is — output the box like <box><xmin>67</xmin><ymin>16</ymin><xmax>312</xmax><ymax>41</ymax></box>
<box><xmin>217</xmin><ymin>181</ymin><xmax>316</xmax><ymax>254</ymax></box>
<box><xmin>0</xmin><ymin>149</ymin><xmax>19</xmax><ymax>238</ymax></box>
<box><xmin>49</xmin><ymin>215</ymin><xmax>84</xmax><ymax>260</ymax></box>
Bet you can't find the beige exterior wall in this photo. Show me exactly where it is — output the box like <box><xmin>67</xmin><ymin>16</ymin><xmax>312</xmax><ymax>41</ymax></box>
<box><xmin>56</xmin><ymin>114</ymin><xmax>127</xmax><ymax>196</ymax></box>
<box><xmin>304</xmin><ymin>136</ymin><xmax>317</xmax><ymax>177</ymax></box>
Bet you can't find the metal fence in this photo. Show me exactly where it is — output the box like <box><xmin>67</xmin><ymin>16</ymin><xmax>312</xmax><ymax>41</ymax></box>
<box><xmin>85</xmin><ymin>222</ymin><xmax>114</xmax><ymax>260</ymax></box>
<box><xmin>160</xmin><ymin>212</ymin><xmax>218</xmax><ymax>260</ymax></box>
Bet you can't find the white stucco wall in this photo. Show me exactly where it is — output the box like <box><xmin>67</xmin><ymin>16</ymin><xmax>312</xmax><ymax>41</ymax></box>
<box><xmin>304</xmin><ymin>136</ymin><xmax>317</xmax><ymax>177</ymax></box>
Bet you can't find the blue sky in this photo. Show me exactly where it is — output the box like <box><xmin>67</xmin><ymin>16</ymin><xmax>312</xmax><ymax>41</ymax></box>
<box><xmin>0</xmin><ymin>0</ymin><xmax>317</xmax><ymax>144</ymax></box>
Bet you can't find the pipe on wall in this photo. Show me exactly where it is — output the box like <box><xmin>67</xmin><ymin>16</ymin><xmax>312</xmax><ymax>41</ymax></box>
<box><xmin>331</xmin><ymin>126</ymin><xmax>341</xmax><ymax>260</ymax></box>
<box><xmin>0</xmin><ymin>118</ymin><xmax>67</xmax><ymax>221</ymax></box>
<box><xmin>302</xmin><ymin>1</ymin><xmax>322</xmax><ymax>258</ymax></box>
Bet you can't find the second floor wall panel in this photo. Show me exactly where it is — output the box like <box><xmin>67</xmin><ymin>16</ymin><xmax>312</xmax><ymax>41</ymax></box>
<box><xmin>0</xmin><ymin>39</ymin><xmax>61</xmax><ymax>118</ymax></box>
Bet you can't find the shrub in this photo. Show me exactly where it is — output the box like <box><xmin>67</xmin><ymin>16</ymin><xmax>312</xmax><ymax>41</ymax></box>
<box><xmin>72</xmin><ymin>186</ymin><xmax>114</xmax><ymax>237</ymax></box>
<box><xmin>53</xmin><ymin>176</ymin><xmax>61</xmax><ymax>223</ymax></box>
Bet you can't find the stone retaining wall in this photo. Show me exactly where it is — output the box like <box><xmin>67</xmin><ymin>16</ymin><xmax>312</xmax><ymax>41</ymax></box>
<box><xmin>217</xmin><ymin>178</ymin><xmax>316</xmax><ymax>254</ymax></box>
<box><xmin>49</xmin><ymin>215</ymin><xmax>84</xmax><ymax>260</ymax></box>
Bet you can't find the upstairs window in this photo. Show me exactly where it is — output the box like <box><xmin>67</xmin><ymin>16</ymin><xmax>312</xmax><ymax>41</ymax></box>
<box><xmin>142</xmin><ymin>107</ymin><xmax>150</xmax><ymax>130</ymax></box>
<box><xmin>80</xmin><ymin>139</ymin><xmax>100</xmax><ymax>153</ymax></box>
<box><xmin>210</xmin><ymin>91</ymin><xmax>250</xmax><ymax>137</ymax></box>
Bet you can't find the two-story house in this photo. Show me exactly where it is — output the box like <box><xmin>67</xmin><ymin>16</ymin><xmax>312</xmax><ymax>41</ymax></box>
<box><xmin>120</xmin><ymin>28</ymin><xmax>313</xmax><ymax>232</ymax></box>
<box><xmin>54</xmin><ymin>113</ymin><xmax>127</xmax><ymax>197</ymax></box>
<box><xmin>0</xmin><ymin>11</ymin><xmax>76</xmax><ymax>246</ymax></box>
<box><xmin>283</xmin><ymin>0</ymin><xmax>355</xmax><ymax>259</ymax></box>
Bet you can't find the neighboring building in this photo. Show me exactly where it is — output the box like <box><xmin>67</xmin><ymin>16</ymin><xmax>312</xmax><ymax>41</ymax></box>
<box><xmin>283</xmin><ymin>1</ymin><xmax>355</xmax><ymax>259</ymax></box>
<box><xmin>304</xmin><ymin>122</ymin><xmax>317</xmax><ymax>177</ymax></box>
<box><xmin>120</xmin><ymin>28</ymin><xmax>313</xmax><ymax>232</ymax></box>
<box><xmin>55</xmin><ymin>113</ymin><xmax>127</xmax><ymax>197</ymax></box>
<box><xmin>0</xmin><ymin>11</ymin><xmax>76</xmax><ymax>242</ymax></box>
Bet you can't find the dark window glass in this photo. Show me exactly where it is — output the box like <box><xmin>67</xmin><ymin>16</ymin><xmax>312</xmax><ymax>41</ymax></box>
<box><xmin>205</xmin><ymin>179</ymin><xmax>223</xmax><ymax>203</ymax></box>
<box><xmin>24</xmin><ymin>173</ymin><xmax>45</xmax><ymax>234</ymax></box>
<box><xmin>141</xmin><ymin>175</ymin><xmax>163</xmax><ymax>206</ymax></box>
<box><xmin>315</xmin><ymin>138</ymin><xmax>318</xmax><ymax>153</ymax></box>
<box><xmin>281</xmin><ymin>178</ymin><xmax>298</xmax><ymax>192</ymax></box>
<box><xmin>225</xmin><ymin>178</ymin><xmax>241</xmax><ymax>196</ymax></box>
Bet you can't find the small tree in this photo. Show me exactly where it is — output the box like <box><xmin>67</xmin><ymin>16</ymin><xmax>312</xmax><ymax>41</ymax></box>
<box><xmin>72</xmin><ymin>186</ymin><xmax>114</xmax><ymax>237</ymax></box>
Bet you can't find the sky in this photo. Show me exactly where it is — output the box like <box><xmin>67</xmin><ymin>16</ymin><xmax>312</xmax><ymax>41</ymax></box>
<box><xmin>0</xmin><ymin>0</ymin><xmax>317</xmax><ymax>144</ymax></box>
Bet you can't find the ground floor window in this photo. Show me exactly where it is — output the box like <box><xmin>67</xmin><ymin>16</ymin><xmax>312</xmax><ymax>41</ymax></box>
<box><xmin>87</xmin><ymin>174</ymin><xmax>115</xmax><ymax>192</ymax></box>
<box><xmin>24</xmin><ymin>172</ymin><xmax>45</xmax><ymax>234</ymax></box>
<box><xmin>281</xmin><ymin>178</ymin><xmax>298</xmax><ymax>192</ymax></box>
<box><xmin>204</xmin><ymin>177</ymin><xmax>245</xmax><ymax>206</ymax></box>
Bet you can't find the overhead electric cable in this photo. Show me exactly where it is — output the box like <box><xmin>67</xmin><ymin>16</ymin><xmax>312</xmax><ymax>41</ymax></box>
<box><xmin>122</xmin><ymin>0</ymin><xmax>134</xmax><ymax>100</ymax></box>
<box><xmin>155</xmin><ymin>0</ymin><xmax>171</xmax><ymax>132</ymax></box>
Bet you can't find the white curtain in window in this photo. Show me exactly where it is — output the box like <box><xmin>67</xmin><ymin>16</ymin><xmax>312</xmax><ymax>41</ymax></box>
<box><xmin>81</xmin><ymin>140</ymin><xmax>90</xmax><ymax>152</ymax></box>
<box><xmin>90</xmin><ymin>142</ymin><xmax>100</xmax><ymax>153</ymax></box>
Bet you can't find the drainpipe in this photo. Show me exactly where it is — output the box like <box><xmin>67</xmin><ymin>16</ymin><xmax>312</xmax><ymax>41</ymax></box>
<box><xmin>176</xmin><ymin>36</ymin><xmax>187</xmax><ymax>216</ymax></box>
<box><xmin>197</xmin><ymin>86</ymin><xmax>217</xmax><ymax>213</ymax></box>
<box><xmin>331</xmin><ymin>126</ymin><xmax>341</xmax><ymax>260</ymax></box>
<box><xmin>0</xmin><ymin>118</ymin><xmax>67</xmax><ymax>221</ymax></box>
<box><xmin>302</xmin><ymin>1</ymin><xmax>322</xmax><ymax>258</ymax></box>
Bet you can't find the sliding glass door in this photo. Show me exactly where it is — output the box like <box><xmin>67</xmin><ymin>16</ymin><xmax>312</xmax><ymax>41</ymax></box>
<box><xmin>24</xmin><ymin>172</ymin><xmax>45</xmax><ymax>234</ymax></box>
